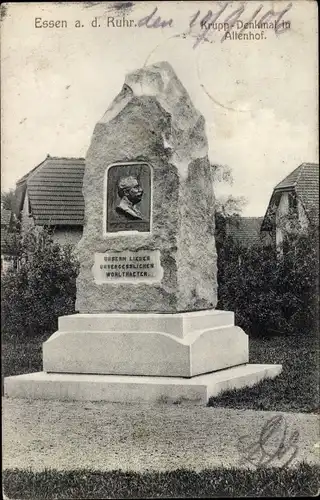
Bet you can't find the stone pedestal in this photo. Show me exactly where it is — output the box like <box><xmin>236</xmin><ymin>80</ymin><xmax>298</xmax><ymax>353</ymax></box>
<box><xmin>4</xmin><ymin>310</ymin><xmax>282</xmax><ymax>404</ymax></box>
<box><xmin>43</xmin><ymin>311</ymin><xmax>248</xmax><ymax>377</ymax></box>
<box><xmin>4</xmin><ymin>365</ymin><xmax>282</xmax><ymax>405</ymax></box>
<box><xmin>4</xmin><ymin>62</ymin><xmax>282</xmax><ymax>405</ymax></box>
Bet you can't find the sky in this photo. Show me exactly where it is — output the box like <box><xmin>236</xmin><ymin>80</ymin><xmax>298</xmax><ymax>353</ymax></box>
<box><xmin>1</xmin><ymin>1</ymin><xmax>318</xmax><ymax>216</ymax></box>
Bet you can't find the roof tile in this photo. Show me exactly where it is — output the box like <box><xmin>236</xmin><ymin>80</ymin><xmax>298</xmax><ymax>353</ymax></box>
<box><xmin>274</xmin><ymin>164</ymin><xmax>302</xmax><ymax>189</ymax></box>
<box><xmin>227</xmin><ymin>217</ymin><xmax>263</xmax><ymax>247</ymax></box>
<box><xmin>294</xmin><ymin>163</ymin><xmax>319</xmax><ymax>225</ymax></box>
<box><xmin>27</xmin><ymin>157</ymin><xmax>85</xmax><ymax>226</ymax></box>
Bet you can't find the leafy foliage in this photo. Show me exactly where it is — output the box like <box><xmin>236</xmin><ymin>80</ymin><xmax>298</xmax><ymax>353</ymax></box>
<box><xmin>213</xmin><ymin>163</ymin><xmax>318</xmax><ymax>336</ymax></box>
<box><xmin>211</xmin><ymin>163</ymin><xmax>247</xmax><ymax>218</ymax></box>
<box><xmin>216</xmin><ymin>205</ymin><xmax>319</xmax><ymax>337</ymax></box>
<box><xmin>1</xmin><ymin>219</ymin><xmax>21</xmax><ymax>266</ymax></box>
<box><xmin>1</xmin><ymin>188</ymin><xmax>16</xmax><ymax>211</ymax></box>
<box><xmin>211</xmin><ymin>163</ymin><xmax>234</xmax><ymax>185</ymax></box>
<box><xmin>1</xmin><ymin>226</ymin><xmax>79</xmax><ymax>339</ymax></box>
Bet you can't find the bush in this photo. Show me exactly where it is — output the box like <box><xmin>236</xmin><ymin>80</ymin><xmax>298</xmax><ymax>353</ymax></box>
<box><xmin>216</xmin><ymin>218</ymin><xmax>319</xmax><ymax>337</ymax></box>
<box><xmin>1</xmin><ymin>226</ymin><xmax>79</xmax><ymax>339</ymax></box>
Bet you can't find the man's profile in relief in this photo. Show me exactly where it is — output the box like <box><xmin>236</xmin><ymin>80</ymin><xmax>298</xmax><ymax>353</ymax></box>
<box><xmin>116</xmin><ymin>176</ymin><xmax>144</xmax><ymax>220</ymax></box>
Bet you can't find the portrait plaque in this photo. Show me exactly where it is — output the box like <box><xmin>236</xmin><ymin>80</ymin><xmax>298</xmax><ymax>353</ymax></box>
<box><xmin>105</xmin><ymin>162</ymin><xmax>151</xmax><ymax>233</ymax></box>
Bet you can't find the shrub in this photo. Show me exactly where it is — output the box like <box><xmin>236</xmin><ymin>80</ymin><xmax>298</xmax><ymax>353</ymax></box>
<box><xmin>216</xmin><ymin>216</ymin><xmax>319</xmax><ymax>337</ymax></box>
<box><xmin>1</xmin><ymin>226</ymin><xmax>79</xmax><ymax>339</ymax></box>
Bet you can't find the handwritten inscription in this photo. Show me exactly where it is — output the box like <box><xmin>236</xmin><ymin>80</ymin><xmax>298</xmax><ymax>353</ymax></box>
<box><xmin>238</xmin><ymin>415</ymin><xmax>300</xmax><ymax>468</ymax></box>
<box><xmin>93</xmin><ymin>250</ymin><xmax>163</xmax><ymax>283</ymax></box>
<box><xmin>137</xmin><ymin>2</ymin><xmax>292</xmax><ymax>45</ymax></box>
<box><xmin>138</xmin><ymin>8</ymin><xmax>173</xmax><ymax>29</ymax></box>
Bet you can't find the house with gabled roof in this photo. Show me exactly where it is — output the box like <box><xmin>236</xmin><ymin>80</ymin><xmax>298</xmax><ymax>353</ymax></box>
<box><xmin>260</xmin><ymin>162</ymin><xmax>319</xmax><ymax>248</ymax></box>
<box><xmin>15</xmin><ymin>155</ymin><xmax>85</xmax><ymax>246</ymax></box>
<box><xmin>16</xmin><ymin>157</ymin><xmax>319</xmax><ymax>253</ymax></box>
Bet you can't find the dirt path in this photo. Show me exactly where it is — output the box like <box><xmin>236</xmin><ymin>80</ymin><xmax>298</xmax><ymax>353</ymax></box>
<box><xmin>3</xmin><ymin>399</ymin><xmax>319</xmax><ymax>472</ymax></box>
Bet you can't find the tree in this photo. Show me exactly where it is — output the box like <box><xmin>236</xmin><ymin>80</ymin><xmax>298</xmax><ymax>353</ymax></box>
<box><xmin>1</xmin><ymin>188</ymin><xmax>16</xmax><ymax>211</ymax></box>
<box><xmin>210</xmin><ymin>164</ymin><xmax>247</xmax><ymax>216</ymax></box>
<box><xmin>211</xmin><ymin>163</ymin><xmax>318</xmax><ymax>337</ymax></box>
<box><xmin>210</xmin><ymin>163</ymin><xmax>247</xmax><ymax>247</ymax></box>
<box><xmin>210</xmin><ymin>163</ymin><xmax>234</xmax><ymax>185</ymax></box>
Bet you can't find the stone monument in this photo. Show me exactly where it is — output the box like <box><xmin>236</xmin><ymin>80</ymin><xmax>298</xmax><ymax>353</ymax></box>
<box><xmin>5</xmin><ymin>62</ymin><xmax>282</xmax><ymax>404</ymax></box>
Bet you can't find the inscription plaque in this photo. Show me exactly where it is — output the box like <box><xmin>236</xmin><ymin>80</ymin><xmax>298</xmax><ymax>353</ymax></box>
<box><xmin>105</xmin><ymin>162</ymin><xmax>151</xmax><ymax>233</ymax></box>
<box><xmin>93</xmin><ymin>250</ymin><xmax>163</xmax><ymax>283</ymax></box>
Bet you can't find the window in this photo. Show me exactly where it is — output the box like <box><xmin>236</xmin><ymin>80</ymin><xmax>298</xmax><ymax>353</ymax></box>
<box><xmin>288</xmin><ymin>192</ymin><xmax>297</xmax><ymax>212</ymax></box>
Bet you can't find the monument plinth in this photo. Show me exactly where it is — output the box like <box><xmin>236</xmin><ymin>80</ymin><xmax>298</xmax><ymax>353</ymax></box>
<box><xmin>4</xmin><ymin>62</ymin><xmax>282</xmax><ymax>404</ymax></box>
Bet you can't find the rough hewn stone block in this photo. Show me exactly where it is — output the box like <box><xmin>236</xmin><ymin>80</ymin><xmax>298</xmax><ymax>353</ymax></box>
<box><xmin>75</xmin><ymin>62</ymin><xmax>217</xmax><ymax>314</ymax></box>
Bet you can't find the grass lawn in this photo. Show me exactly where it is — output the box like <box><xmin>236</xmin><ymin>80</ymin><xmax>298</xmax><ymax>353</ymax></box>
<box><xmin>2</xmin><ymin>333</ymin><xmax>319</xmax><ymax>413</ymax></box>
<box><xmin>209</xmin><ymin>334</ymin><xmax>319</xmax><ymax>413</ymax></box>
<box><xmin>1</xmin><ymin>332</ymin><xmax>47</xmax><ymax>395</ymax></box>
<box><xmin>2</xmin><ymin>334</ymin><xmax>319</xmax><ymax>499</ymax></box>
<box><xmin>3</xmin><ymin>463</ymin><xmax>319</xmax><ymax>499</ymax></box>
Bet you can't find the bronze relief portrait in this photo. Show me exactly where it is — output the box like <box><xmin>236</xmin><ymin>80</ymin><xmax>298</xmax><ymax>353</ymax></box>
<box><xmin>106</xmin><ymin>162</ymin><xmax>151</xmax><ymax>233</ymax></box>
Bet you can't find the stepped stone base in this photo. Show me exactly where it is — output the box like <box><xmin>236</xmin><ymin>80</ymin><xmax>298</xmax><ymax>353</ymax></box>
<box><xmin>4</xmin><ymin>310</ymin><xmax>283</xmax><ymax>405</ymax></box>
<box><xmin>43</xmin><ymin>311</ymin><xmax>249</xmax><ymax>377</ymax></box>
<box><xmin>4</xmin><ymin>364</ymin><xmax>282</xmax><ymax>405</ymax></box>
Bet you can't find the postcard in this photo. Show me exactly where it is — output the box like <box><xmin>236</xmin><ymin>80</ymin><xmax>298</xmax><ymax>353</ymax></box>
<box><xmin>1</xmin><ymin>1</ymin><xmax>319</xmax><ymax>498</ymax></box>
